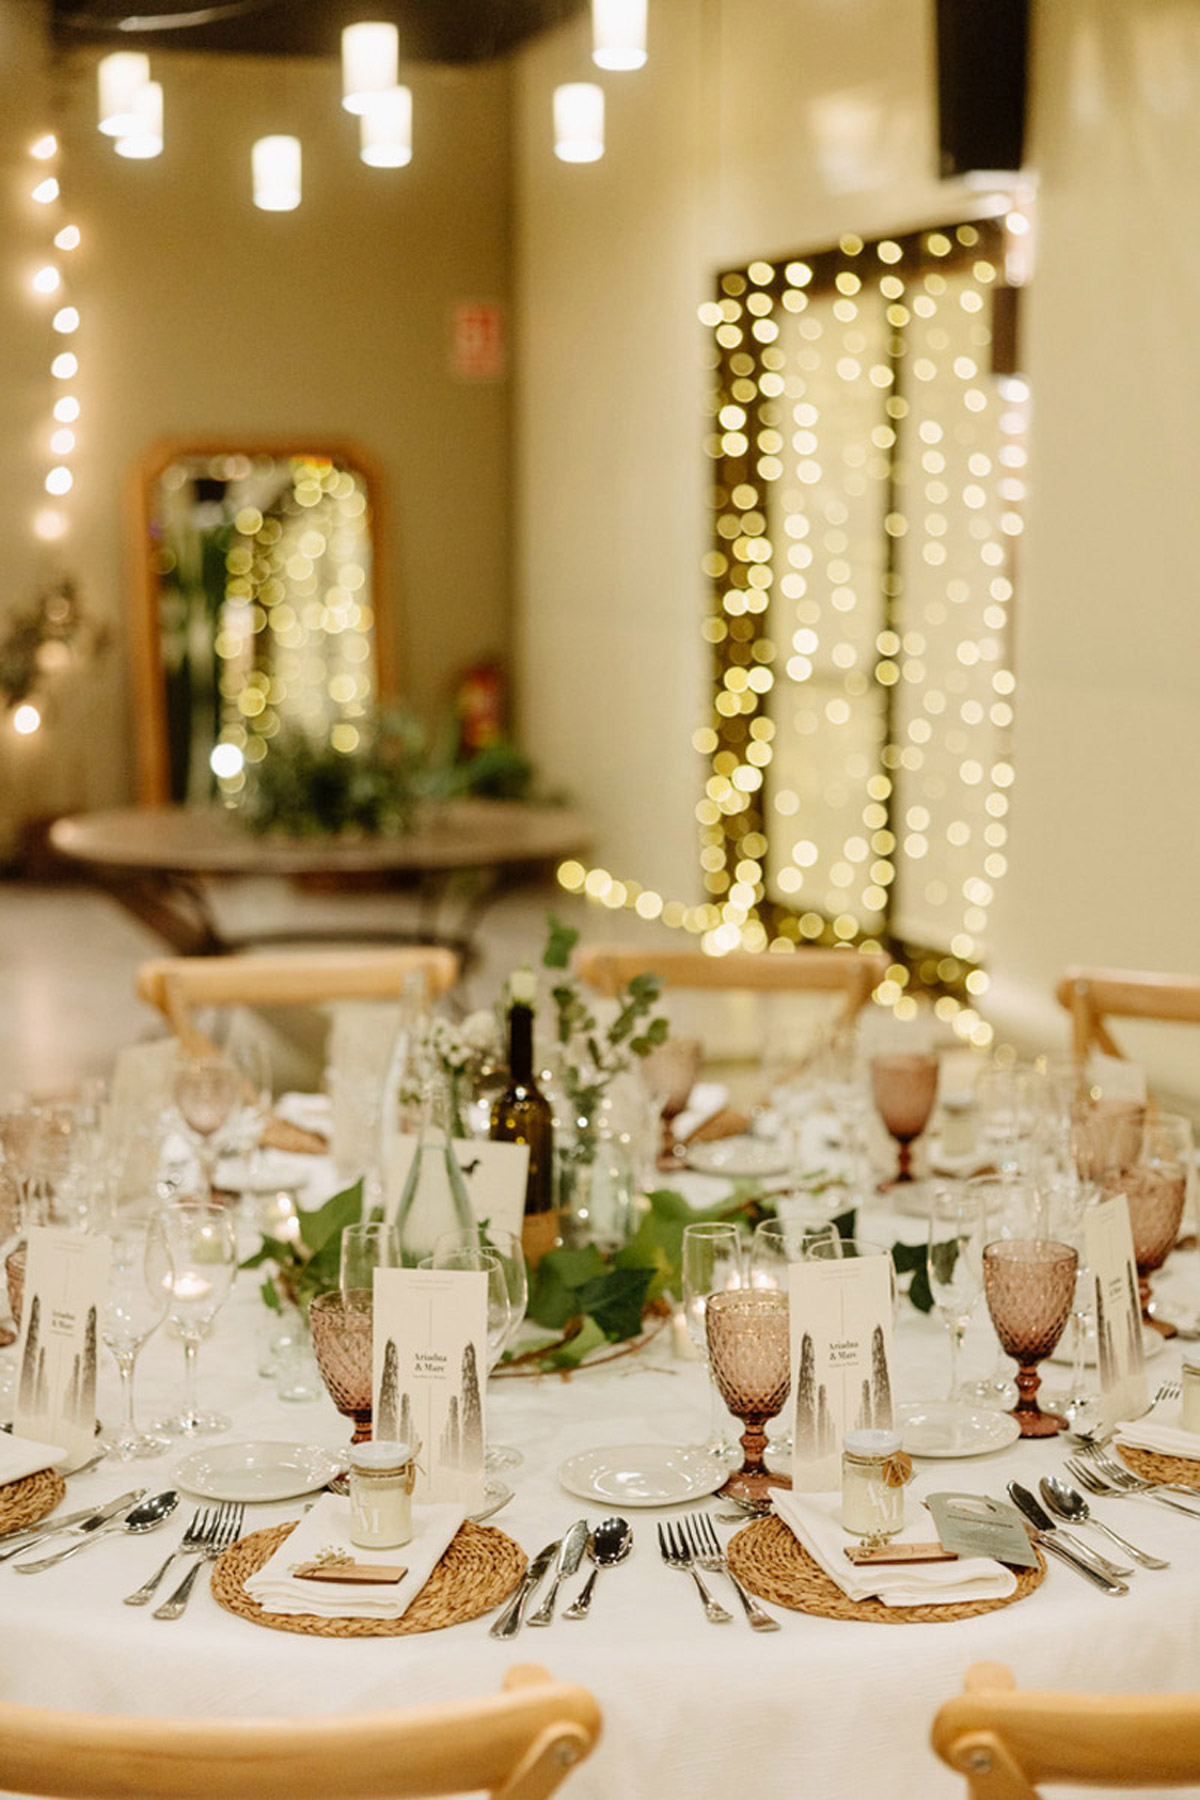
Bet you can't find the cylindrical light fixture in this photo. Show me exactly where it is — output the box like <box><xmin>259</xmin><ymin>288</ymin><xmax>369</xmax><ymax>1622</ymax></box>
<box><xmin>359</xmin><ymin>87</ymin><xmax>412</xmax><ymax>167</ymax></box>
<box><xmin>98</xmin><ymin>51</ymin><xmax>150</xmax><ymax>137</ymax></box>
<box><xmin>553</xmin><ymin>83</ymin><xmax>604</xmax><ymax>163</ymax></box>
<box><xmin>342</xmin><ymin>21</ymin><xmax>399</xmax><ymax>115</ymax></box>
<box><xmin>115</xmin><ymin>80</ymin><xmax>163</xmax><ymax>160</ymax></box>
<box><xmin>252</xmin><ymin>135</ymin><xmax>302</xmax><ymax>212</ymax></box>
<box><xmin>592</xmin><ymin>0</ymin><xmax>647</xmax><ymax>70</ymax></box>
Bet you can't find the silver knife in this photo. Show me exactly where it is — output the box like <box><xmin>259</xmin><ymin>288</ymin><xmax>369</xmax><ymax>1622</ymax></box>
<box><xmin>1006</xmin><ymin>1482</ymin><xmax>1129</xmax><ymax>1595</ymax></box>
<box><xmin>0</xmin><ymin>1489</ymin><xmax>147</xmax><ymax>1565</ymax></box>
<box><xmin>489</xmin><ymin>1540</ymin><xmax>559</xmax><ymax>1640</ymax></box>
<box><xmin>527</xmin><ymin>1520</ymin><xmax>589</xmax><ymax>1628</ymax></box>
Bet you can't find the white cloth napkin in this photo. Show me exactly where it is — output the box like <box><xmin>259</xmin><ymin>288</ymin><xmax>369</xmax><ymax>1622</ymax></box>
<box><xmin>245</xmin><ymin>1492</ymin><xmax>464</xmax><ymax>1619</ymax></box>
<box><xmin>1115</xmin><ymin>1399</ymin><xmax>1200</xmax><ymax>1461</ymax></box>
<box><xmin>672</xmin><ymin>1082</ymin><xmax>729</xmax><ymax>1143</ymax></box>
<box><xmin>217</xmin><ymin>1148</ymin><xmax>324</xmax><ymax>1192</ymax></box>
<box><xmin>772</xmin><ymin>1488</ymin><xmax>1017</xmax><ymax>1608</ymax></box>
<box><xmin>274</xmin><ymin>1092</ymin><xmax>333</xmax><ymax>1140</ymax></box>
<box><xmin>0</xmin><ymin>1432</ymin><xmax>67</xmax><ymax>1486</ymax></box>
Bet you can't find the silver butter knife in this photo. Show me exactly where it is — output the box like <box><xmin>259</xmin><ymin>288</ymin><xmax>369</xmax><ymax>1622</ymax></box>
<box><xmin>0</xmin><ymin>1488</ymin><xmax>147</xmax><ymax>1564</ymax></box>
<box><xmin>490</xmin><ymin>1541</ymin><xmax>559</xmax><ymax>1640</ymax></box>
<box><xmin>527</xmin><ymin>1520</ymin><xmax>589</xmax><ymax>1628</ymax></box>
<box><xmin>1007</xmin><ymin>1482</ymin><xmax>1129</xmax><ymax>1596</ymax></box>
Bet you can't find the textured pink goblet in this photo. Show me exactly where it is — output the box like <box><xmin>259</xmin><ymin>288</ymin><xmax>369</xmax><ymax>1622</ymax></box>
<box><xmin>310</xmin><ymin>1288</ymin><xmax>374</xmax><ymax>1444</ymax></box>
<box><xmin>870</xmin><ymin>1053</ymin><xmax>939</xmax><ymax>1185</ymax></box>
<box><xmin>705</xmin><ymin>1289</ymin><xmax>792</xmax><ymax>1504</ymax></box>
<box><xmin>983</xmin><ymin>1239</ymin><xmax>1077</xmax><ymax>1437</ymax></box>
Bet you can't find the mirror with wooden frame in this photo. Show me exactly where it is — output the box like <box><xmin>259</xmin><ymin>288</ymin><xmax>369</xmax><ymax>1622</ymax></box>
<box><xmin>128</xmin><ymin>439</ymin><xmax>393</xmax><ymax>805</ymax></box>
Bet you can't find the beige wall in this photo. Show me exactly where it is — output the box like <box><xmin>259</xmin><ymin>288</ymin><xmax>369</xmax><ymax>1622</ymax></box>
<box><xmin>513</xmin><ymin>0</ymin><xmax>1200</xmax><ymax>1089</ymax></box>
<box><xmin>0</xmin><ymin>3</ymin><xmax>514</xmax><ymax>816</ymax></box>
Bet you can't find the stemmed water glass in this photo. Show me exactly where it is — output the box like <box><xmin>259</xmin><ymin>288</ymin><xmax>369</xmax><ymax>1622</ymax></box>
<box><xmin>339</xmin><ymin>1219</ymin><xmax>398</xmax><ymax>1295</ymax></box>
<box><xmin>681</xmin><ymin>1221</ymin><xmax>744</xmax><ymax>1463</ymax></box>
<box><xmin>433</xmin><ymin>1225</ymin><xmax>528</xmax><ymax>1468</ymax></box>
<box><xmin>173</xmin><ymin>1052</ymin><xmax>241</xmax><ymax>1197</ymax></box>
<box><xmin>311</xmin><ymin>1288</ymin><xmax>375</xmax><ymax>1444</ymax></box>
<box><xmin>421</xmin><ymin>1243</ymin><xmax>513</xmax><ymax>1507</ymax></box>
<box><xmin>705</xmin><ymin>1289</ymin><xmax>792</xmax><ymax>1504</ymax></box>
<box><xmin>983</xmin><ymin>1238</ymin><xmax>1078</xmax><ymax>1436</ymax></box>
<box><xmin>926</xmin><ymin>1185</ymin><xmax>986</xmax><ymax>1415</ymax></box>
<box><xmin>101</xmin><ymin>1222</ymin><xmax>172</xmax><ymax>1460</ymax></box>
<box><xmin>149</xmin><ymin>1200</ymin><xmax>238</xmax><ymax>1435</ymax></box>
<box><xmin>1099</xmin><ymin>1146</ymin><xmax>1188</xmax><ymax>1336</ymax></box>
<box><xmin>870</xmin><ymin>1052</ymin><xmax>938</xmax><ymax>1186</ymax></box>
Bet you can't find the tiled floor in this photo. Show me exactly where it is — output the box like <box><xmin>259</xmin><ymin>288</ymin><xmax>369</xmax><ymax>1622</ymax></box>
<box><xmin>0</xmin><ymin>872</ymin><xmax>649</xmax><ymax>1099</ymax></box>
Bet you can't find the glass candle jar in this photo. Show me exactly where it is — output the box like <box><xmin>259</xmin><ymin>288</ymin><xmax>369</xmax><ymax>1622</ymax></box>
<box><xmin>348</xmin><ymin>1439</ymin><xmax>415</xmax><ymax>1548</ymax></box>
<box><xmin>840</xmin><ymin>1428</ymin><xmax>909</xmax><ymax>1539</ymax></box>
<box><xmin>1182</xmin><ymin>1359</ymin><xmax>1200</xmax><ymax>1435</ymax></box>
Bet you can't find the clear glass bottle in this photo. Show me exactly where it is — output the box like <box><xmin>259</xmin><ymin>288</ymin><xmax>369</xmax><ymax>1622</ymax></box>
<box><xmin>840</xmin><ymin>1427</ymin><xmax>908</xmax><ymax>1538</ymax></box>
<box><xmin>348</xmin><ymin>1439</ymin><xmax>414</xmax><ymax>1548</ymax></box>
<box><xmin>393</xmin><ymin>1075</ymin><xmax>476</xmax><ymax>1267</ymax></box>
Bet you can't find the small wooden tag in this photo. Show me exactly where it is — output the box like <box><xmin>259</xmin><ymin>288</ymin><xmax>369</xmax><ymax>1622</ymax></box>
<box><xmin>293</xmin><ymin>1561</ymin><xmax>407</xmax><ymax>1584</ymax></box>
<box><xmin>844</xmin><ymin>1542</ymin><xmax>958</xmax><ymax>1566</ymax></box>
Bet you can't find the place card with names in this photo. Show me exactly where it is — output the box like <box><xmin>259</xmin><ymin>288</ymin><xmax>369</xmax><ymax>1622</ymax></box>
<box><xmin>1084</xmin><ymin>1191</ymin><xmax>1148</xmax><ymax>1430</ymax></box>
<box><xmin>382</xmin><ymin>1135</ymin><xmax>528</xmax><ymax>1245</ymax></box>
<box><xmin>372</xmin><ymin>1267</ymin><xmax>487</xmax><ymax>1512</ymax></box>
<box><xmin>13</xmin><ymin>1227</ymin><xmax>110</xmax><ymax>1462</ymax></box>
<box><xmin>788</xmin><ymin>1254</ymin><xmax>896</xmax><ymax>1492</ymax></box>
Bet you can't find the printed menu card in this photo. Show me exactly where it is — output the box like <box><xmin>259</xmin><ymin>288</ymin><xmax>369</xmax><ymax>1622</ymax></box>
<box><xmin>789</xmin><ymin>1254</ymin><xmax>896</xmax><ymax>1492</ymax></box>
<box><xmin>372</xmin><ymin>1267</ymin><xmax>488</xmax><ymax>1512</ymax></box>
<box><xmin>1084</xmin><ymin>1191</ymin><xmax>1148</xmax><ymax>1430</ymax></box>
<box><xmin>13</xmin><ymin>1226</ymin><xmax>110</xmax><ymax>1462</ymax></box>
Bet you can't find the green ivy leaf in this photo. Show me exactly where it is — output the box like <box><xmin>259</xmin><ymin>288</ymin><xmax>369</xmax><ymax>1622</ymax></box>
<box><xmin>526</xmin><ymin>1243</ymin><xmax>610</xmax><ymax>1329</ymax></box>
<box><xmin>576</xmin><ymin>1266</ymin><xmax>653</xmax><ymax>1341</ymax></box>
<box><xmin>542</xmin><ymin>1316</ymin><xmax>608</xmax><ymax>1368</ymax></box>
<box><xmin>297</xmin><ymin>1180</ymin><xmax>364</xmax><ymax>1253</ymax></box>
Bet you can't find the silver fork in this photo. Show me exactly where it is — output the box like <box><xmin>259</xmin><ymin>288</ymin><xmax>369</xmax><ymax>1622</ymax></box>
<box><xmin>657</xmin><ymin>1520</ymin><xmax>732</xmax><ymax>1624</ymax></box>
<box><xmin>124</xmin><ymin>1506</ymin><xmax>211</xmax><ymax>1607</ymax></box>
<box><xmin>1069</xmin><ymin>1450</ymin><xmax>1200</xmax><ymax>1518</ymax></box>
<box><xmin>1154</xmin><ymin>1381</ymin><xmax>1182</xmax><ymax>1404</ymax></box>
<box><xmin>683</xmin><ymin>1514</ymin><xmax>779</xmax><ymax>1632</ymax></box>
<box><xmin>152</xmin><ymin>1502</ymin><xmax>244</xmax><ymax>1620</ymax></box>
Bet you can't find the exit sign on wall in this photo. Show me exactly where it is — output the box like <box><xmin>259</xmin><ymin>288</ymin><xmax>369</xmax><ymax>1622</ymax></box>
<box><xmin>450</xmin><ymin>302</ymin><xmax>507</xmax><ymax>380</ymax></box>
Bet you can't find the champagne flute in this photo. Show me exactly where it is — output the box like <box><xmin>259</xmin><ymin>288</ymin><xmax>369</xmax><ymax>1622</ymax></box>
<box><xmin>681</xmin><ymin>1221</ymin><xmax>744</xmax><ymax>1462</ymax></box>
<box><xmin>149</xmin><ymin>1200</ymin><xmax>238</xmax><ymax>1435</ymax></box>
<box><xmin>926</xmin><ymin>1185</ymin><xmax>986</xmax><ymax>1410</ymax></box>
<box><xmin>173</xmin><ymin>1052</ymin><xmax>241</xmax><ymax>1198</ymax></box>
<box><xmin>339</xmin><ymin>1219</ymin><xmax>398</xmax><ymax>1295</ymax></box>
<box><xmin>101</xmin><ymin>1223</ymin><xmax>172</xmax><ymax>1460</ymax></box>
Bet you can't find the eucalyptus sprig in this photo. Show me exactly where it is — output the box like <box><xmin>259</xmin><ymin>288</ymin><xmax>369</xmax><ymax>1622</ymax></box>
<box><xmin>541</xmin><ymin>914</ymin><xmax>669</xmax><ymax>1123</ymax></box>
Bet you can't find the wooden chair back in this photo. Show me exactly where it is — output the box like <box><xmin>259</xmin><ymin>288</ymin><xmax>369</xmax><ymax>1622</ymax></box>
<box><xmin>931</xmin><ymin>1661</ymin><xmax>1200</xmax><ymax>1800</ymax></box>
<box><xmin>1055</xmin><ymin>965</ymin><xmax>1200</xmax><ymax>1063</ymax></box>
<box><xmin>576</xmin><ymin>944</ymin><xmax>888</xmax><ymax>1030</ymax></box>
<box><xmin>137</xmin><ymin>946</ymin><xmax>459</xmax><ymax>1053</ymax></box>
<box><xmin>0</xmin><ymin>1666</ymin><xmax>600</xmax><ymax>1800</ymax></box>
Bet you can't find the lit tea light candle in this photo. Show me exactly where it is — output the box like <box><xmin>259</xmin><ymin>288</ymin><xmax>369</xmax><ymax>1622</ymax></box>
<box><xmin>173</xmin><ymin>1271</ymin><xmax>212</xmax><ymax>1303</ymax></box>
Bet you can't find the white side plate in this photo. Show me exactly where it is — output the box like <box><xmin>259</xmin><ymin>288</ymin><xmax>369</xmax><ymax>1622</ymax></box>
<box><xmin>685</xmin><ymin>1137</ymin><xmax>791</xmax><ymax>1179</ymax></box>
<box><xmin>896</xmin><ymin>1403</ymin><xmax>1022</xmax><ymax>1460</ymax></box>
<box><xmin>174</xmin><ymin>1441</ymin><xmax>345</xmax><ymax>1503</ymax></box>
<box><xmin>557</xmin><ymin>1443</ymin><xmax>726</xmax><ymax>1507</ymax></box>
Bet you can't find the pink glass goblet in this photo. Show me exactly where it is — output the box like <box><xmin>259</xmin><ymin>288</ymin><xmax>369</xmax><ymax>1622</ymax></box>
<box><xmin>983</xmin><ymin>1239</ymin><xmax>1078</xmax><ymax>1437</ymax></box>
<box><xmin>870</xmin><ymin>1053</ymin><xmax>939</xmax><ymax>1186</ymax></box>
<box><xmin>1100</xmin><ymin>1159</ymin><xmax>1187</xmax><ymax>1337</ymax></box>
<box><xmin>705</xmin><ymin>1289</ymin><xmax>792</xmax><ymax>1504</ymax></box>
<box><xmin>310</xmin><ymin>1288</ymin><xmax>374</xmax><ymax>1444</ymax></box>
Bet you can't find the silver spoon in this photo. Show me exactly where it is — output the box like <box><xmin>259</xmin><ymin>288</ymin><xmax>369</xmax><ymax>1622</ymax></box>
<box><xmin>14</xmin><ymin>1491</ymin><xmax>178</xmax><ymax>1572</ymax></box>
<box><xmin>564</xmin><ymin>1516</ymin><xmax>632</xmax><ymax>1619</ymax></box>
<box><xmin>1039</xmin><ymin>1475</ymin><xmax>1169</xmax><ymax>1570</ymax></box>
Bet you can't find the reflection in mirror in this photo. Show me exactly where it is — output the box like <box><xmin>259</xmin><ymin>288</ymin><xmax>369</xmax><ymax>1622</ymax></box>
<box><xmin>131</xmin><ymin>441</ymin><xmax>391</xmax><ymax>806</ymax></box>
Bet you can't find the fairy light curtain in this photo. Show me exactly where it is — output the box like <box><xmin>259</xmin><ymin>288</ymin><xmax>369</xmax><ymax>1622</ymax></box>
<box><xmin>700</xmin><ymin>217</ymin><xmax>1027</xmax><ymax>1042</ymax></box>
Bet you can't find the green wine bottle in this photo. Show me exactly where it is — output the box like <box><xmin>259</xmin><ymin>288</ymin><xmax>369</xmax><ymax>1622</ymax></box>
<box><xmin>490</xmin><ymin>976</ymin><xmax>556</xmax><ymax>1264</ymax></box>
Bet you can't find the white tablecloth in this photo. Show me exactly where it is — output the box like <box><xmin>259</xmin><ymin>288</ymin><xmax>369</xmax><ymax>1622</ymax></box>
<box><xmin>4</xmin><ymin>1155</ymin><xmax>1200</xmax><ymax>1800</ymax></box>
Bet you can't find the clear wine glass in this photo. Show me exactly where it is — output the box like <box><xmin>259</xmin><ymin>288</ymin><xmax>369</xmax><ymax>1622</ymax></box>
<box><xmin>926</xmin><ymin>1185</ymin><xmax>986</xmax><ymax>1408</ymax></box>
<box><xmin>681</xmin><ymin>1221</ymin><xmax>744</xmax><ymax>1463</ymax></box>
<box><xmin>421</xmin><ymin>1243</ymin><xmax>513</xmax><ymax>1509</ymax></box>
<box><xmin>173</xmin><ymin>1052</ymin><xmax>241</xmax><ymax>1198</ymax></box>
<box><xmin>101</xmin><ymin>1222</ymin><xmax>172</xmax><ymax>1460</ymax></box>
<box><xmin>149</xmin><ymin>1200</ymin><xmax>238</xmax><ymax>1435</ymax></box>
<box><xmin>433</xmin><ymin>1224</ymin><xmax>528</xmax><ymax>1468</ymax></box>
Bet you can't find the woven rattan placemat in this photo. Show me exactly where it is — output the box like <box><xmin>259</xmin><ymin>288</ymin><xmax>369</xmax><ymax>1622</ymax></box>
<box><xmin>726</xmin><ymin>1514</ymin><xmax>1044</xmax><ymax>1625</ymax></box>
<box><xmin>0</xmin><ymin>1467</ymin><xmax>66</xmax><ymax>1535</ymax></box>
<box><xmin>261</xmin><ymin>1117</ymin><xmax>327</xmax><ymax>1156</ymax></box>
<box><xmin>1118</xmin><ymin>1444</ymin><xmax>1200</xmax><ymax>1488</ymax></box>
<box><xmin>212</xmin><ymin>1519</ymin><xmax>525</xmax><ymax>1637</ymax></box>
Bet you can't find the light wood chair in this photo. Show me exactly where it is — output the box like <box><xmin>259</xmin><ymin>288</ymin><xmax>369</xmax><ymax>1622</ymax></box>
<box><xmin>1055</xmin><ymin>965</ymin><xmax>1200</xmax><ymax>1063</ymax></box>
<box><xmin>931</xmin><ymin>1661</ymin><xmax>1200</xmax><ymax>1799</ymax></box>
<box><xmin>137</xmin><ymin>946</ymin><xmax>460</xmax><ymax>1052</ymax></box>
<box><xmin>576</xmin><ymin>944</ymin><xmax>889</xmax><ymax>1030</ymax></box>
<box><xmin>0</xmin><ymin>1665</ymin><xmax>601</xmax><ymax>1800</ymax></box>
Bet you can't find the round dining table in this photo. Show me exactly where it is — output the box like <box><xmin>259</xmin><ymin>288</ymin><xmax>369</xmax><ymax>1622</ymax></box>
<box><xmin>2</xmin><ymin>1143</ymin><xmax>1199</xmax><ymax>1800</ymax></box>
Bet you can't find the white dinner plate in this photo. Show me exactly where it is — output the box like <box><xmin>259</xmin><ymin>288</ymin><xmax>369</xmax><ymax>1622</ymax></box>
<box><xmin>557</xmin><ymin>1443</ymin><xmax>727</xmax><ymax>1507</ymax></box>
<box><xmin>685</xmin><ymin>1137</ymin><xmax>791</xmax><ymax>1179</ymax></box>
<box><xmin>174</xmin><ymin>1441</ymin><xmax>345</xmax><ymax>1503</ymax></box>
<box><xmin>896</xmin><ymin>1403</ymin><xmax>1022</xmax><ymax>1459</ymax></box>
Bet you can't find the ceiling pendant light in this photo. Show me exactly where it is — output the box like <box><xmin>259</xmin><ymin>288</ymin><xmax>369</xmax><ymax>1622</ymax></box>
<box><xmin>252</xmin><ymin>135</ymin><xmax>301</xmax><ymax>211</ymax></box>
<box><xmin>592</xmin><ymin>0</ymin><xmax>647</xmax><ymax>70</ymax></box>
<box><xmin>115</xmin><ymin>80</ymin><xmax>163</xmax><ymax>160</ymax></box>
<box><xmin>359</xmin><ymin>88</ymin><xmax>413</xmax><ymax>167</ymax></box>
<box><xmin>98</xmin><ymin>51</ymin><xmax>151</xmax><ymax>137</ymax></box>
<box><xmin>553</xmin><ymin>83</ymin><xmax>604</xmax><ymax>163</ymax></box>
<box><xmin>341</xmin><ymin>21</ymin><xmax>399</xmax><ymax>115</ymax></box>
